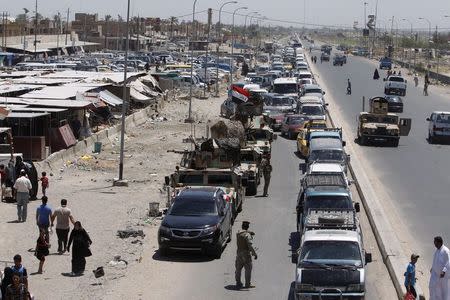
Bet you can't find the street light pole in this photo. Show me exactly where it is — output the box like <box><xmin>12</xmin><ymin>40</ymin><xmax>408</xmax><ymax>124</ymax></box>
<box><xmin>117</xmin><ymin>0</ymin><xmax>131</xmax><ymax>183</ymax></box>
<box><xmin>230</xmin><ymin>6</ymin><xmax>247</xmax><ymax>87</ymax></box>
<box><xmin>215</xmin><ymin>1</ymin><xmax>237</xmax><ymax>97</ymax></box>
<box><xmin>186</xmin><ymin>0</ymin><xmax>198</xmax><ymax>123</ymax></box>
<box><xmin>34</xmin><ymin>0</ymin><xmax>38</xmax><ymax>59</ymax></box>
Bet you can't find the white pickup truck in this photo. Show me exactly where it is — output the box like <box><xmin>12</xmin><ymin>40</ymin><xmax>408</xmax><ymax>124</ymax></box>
<box><xmin>384</xmin><ymin>75</ymin><xmax>407</xmax><ymax>96</ymax></box>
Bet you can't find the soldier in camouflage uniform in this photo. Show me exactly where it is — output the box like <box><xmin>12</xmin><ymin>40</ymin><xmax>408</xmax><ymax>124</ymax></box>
<box><xmin>235</xmin><ymin>221</ymin><xmax>257</xmax><ymax>289</ymax></box>
<box><xmin>260</xmin><ymin>155</ymin><xmax>272</xmax><ymax>197</ymax></box>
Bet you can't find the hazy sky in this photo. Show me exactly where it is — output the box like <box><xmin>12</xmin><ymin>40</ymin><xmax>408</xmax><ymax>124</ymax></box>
<box><xmin>3</xmin><ymin>0</ymin><xmax>450</xmax><ymax>31</ymax></box>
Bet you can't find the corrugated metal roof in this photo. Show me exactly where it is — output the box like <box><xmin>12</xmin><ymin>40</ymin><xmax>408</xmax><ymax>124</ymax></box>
<box><xmin>11</xmin><ymin>77</ymin><xmax>80</xmax><ymax>86</ymax></box>
<box><xmin>19</xmin><ymin>85</ymin><xmax>103</xmax><ymax>99</ymax></box>
<box><xmin>7</xmin><ymin>112</ymin><xmax>50</xmax><ymax>118</ymax></box>
<box><xmin>0</xmin><ymin>83</ymin><xmax>45</xmax><ymax>95</ymax></box>
<box><xmin>1</xmin><ymin>106</ymin><xmax>67</xmax><ymax>113</ymax></box>
<box><xmin>99</xmin><ymin>90</ymin><xmax>123</xmax><ymax>106</ymax></box>
<box><xmin>0</xmin><ymin>97</ymin><xmax>91</xmax><ymax>108</ymax></box>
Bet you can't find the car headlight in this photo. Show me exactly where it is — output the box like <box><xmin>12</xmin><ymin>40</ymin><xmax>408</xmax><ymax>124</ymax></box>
<box><xmin>159</xmin><ymin>225</ymin><xmax>171</xmax><ymax>236</ymax></box>
<box><xmin>347</xmin><ymin>283</ymin><xmax>364</xmax><ymax>292</ymax></box>
<box><xmin>202</xmin><ymin>225</ymin><xmax>218</xmax><ymax>235</ymax></box>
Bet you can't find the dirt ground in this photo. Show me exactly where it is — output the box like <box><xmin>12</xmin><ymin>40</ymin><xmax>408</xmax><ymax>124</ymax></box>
<box><xmin>0</xmin><ymin>91</ymin><xmax>224</xmax><ymax>300</ymax></box>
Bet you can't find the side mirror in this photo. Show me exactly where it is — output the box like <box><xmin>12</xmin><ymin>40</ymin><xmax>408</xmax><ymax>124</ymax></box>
<box><xmin>163</xmin><ymin>208</ymin><xmax>168</xmax><ymax>215</ymax></box>
<box><xmin>342</xmin><ymin>141</ymin><xmax>346</xmax><ymax>147</ymax></box>
<box><xmin>383</xmin><ymin>78</ymin><xmax>386</xmax><ymax>81</ymax></box>
<box><xmin>426</xmin><ymin>117</ymin><xmax>431</xmax><ymax>121</ymax></box>
<box><xmin>324</xmin><ymin>103</ymin><xmax>329</xmax><ymax>106</ymax></box>
<box><xmin>347</xmin><ymin>154</ymin><xmax>351</xmax><ymax>161</ymax></box>
<box><xmin>322</xmin><ymin>91</ymin><xmax>326</xmax><ymax>95</ymax></box>
<box><xmin>354</xmin><ymin>202</ymin><xmax>361</xmax><ymax>213</ymax></box>
<box><xmin>219</xmin><ymin>209</ymin><xmax>225</xmax><ymax>216</ymax></box>
<box><xmin>273</xmin><ymin>134</ymin><xmax>278</xmax><ymax>140</ymax></box>
<box><xmin>165</xmin><ymin>176</ymin><xmax>170</xmax><ymax>186</ymax></box>
<box><xmin>365</xmin><ymin>252</ymin><xmax>372</xmax><ymax>264</ymax></box>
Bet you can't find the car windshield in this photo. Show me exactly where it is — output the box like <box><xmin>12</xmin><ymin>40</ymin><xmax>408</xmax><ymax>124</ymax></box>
<box><xmin>273</xmin><ymin>84</ymin><xmax>298</xmax><ymax>94</ymax></box>
<box><xmin>250</xmin><ymin>77</ymin><xmax>263</xmax><ymax>83</ymax></box>
<box><xmin>436</xmin><ymin>114</ymin><xmax>450</xmax><ymax>124</ymax></box>
<box><xmin>389</xmin><ymin>77</ymin><xmax>404</xmax><ymax>82</ymax></box>
<box><xmin>309</xmin><ymin>123</ymin><xmax>327</xmax><ymax>129</ymax></box>
<box><xmin>170</xmin><ymin>199</ymin><xmax>217</xmax><ymax>216</ymax></box>
<box><xmin>305</xmin><ymin>195</ymin><xmax>352</xmax><ymax>210</ymax></box>
<box><xmin>305</xmin><ymin>88</ymin><xmax>323</xmax><ymax>94</ymax></box>
<box><xmin>301</xmin><ymin>106</ymin><xmax>323</xmax><ymax>115</ymax></box>
<box><xmin>207</xmin><ymin>174</ymin><xmax>233</xmax><ymax>185</ymax></box>
<box><xmin>268</xmin><ymin>97</ymin><xmax>292</xmax><ymax>106</ymax></box>
<box><xmin>178</xmin><ymin>174</ymin><xmax>203</xmax><ymax>184</ymax></box>
<box><xmin>310</xmin><ymin>149</ymin><xmax>344</xmax><ymax>162</ymax></box>
<box><xmin>362</xmin><ymin>115</ymin><xmax>398</xmax><ymax>124</ymax></box>
<box><xmin>289</xmin><ymin>117</ymin><xmax>306</xmax><ymax>125</ymax></box>
<box><xmin>299</xmin><ymin>241</ymin><xmax>362</xmax><ymax>266</ymax></box>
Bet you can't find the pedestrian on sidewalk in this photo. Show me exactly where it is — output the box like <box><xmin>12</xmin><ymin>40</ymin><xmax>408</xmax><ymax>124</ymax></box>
<box><xmin>5</xmin><ymin>272</ymin><xmax>30</xmax><ymax>300</ymax></box>
<box><xmin>39</xmin><ymin>172</ymin><xmax>49</xmax><ymax>198</ymax></box>
<box><xmin>429</xmin><ymin>236</ymin><xmax>450</xmax><ymax>300</ymax></box>
<box><xmin>13</xmin><ymin>170</ymin><xmax>32</xmax><ymax>222</ymax></box>
<box><xmin>34</xmin><ymin>229</ymin><xmax>49</xmax><ymax>274</ymax></box>
<box><xmin>414</xmin><ymin>74</ymin><xmax>419</xmax><ymax>87</ymax></box>
<box><xmin>68</xmin><ymin>221</ymin><xmax>92</xmax><ymax>276</ymax></box>
<box><xmin>235</xmin><ymin>221</ymin><xmax>257</xmax><ymax>289</ymax></box>
<box><xmin>405</xmin><ymin>253</ymin><xmax>419</xmax><ymax>299</ymax></box>
<box><xmin>10</xmin><ymin>255</ymin><xmax>28</xmax><ymax>288</ymax></box>
<box><xmin>36</xmin><ymin>196</ymin><xmax>52</xmax><ymax>243</ymax></box>
<box><xmin>51</xmin><ymin>199</ymin><xmax>75</xmax><ymax>254</ymax></box>
<box><xmin>260</xmin><ymin>155</ymin><xmax>272</xmax><ymax>197</ymax></box>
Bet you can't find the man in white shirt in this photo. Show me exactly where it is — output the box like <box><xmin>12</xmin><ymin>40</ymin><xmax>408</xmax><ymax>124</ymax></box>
<box><xmin>430</xmin><ymin>236</ymin><xmax>450</xmax><ymax>300</ymax></box>
<box><xmin>13</xmin><ymin>170</ymin><xmax>32</xmax><ymax>222</ymax></box>
<box><xmin>51</xmin><ymin>199</ymin><xmax>75</xmax><ymax>253</ymax></box>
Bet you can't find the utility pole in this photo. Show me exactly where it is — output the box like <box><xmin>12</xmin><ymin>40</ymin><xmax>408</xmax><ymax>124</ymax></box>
<box><xmin>65</xmin><ymin>8</ymin><xmax>69</xmax><ymax>45</ymax></box>
<box><xmin>1</xmin><ymin>12</ymin><xmax>4</xmax><ymax>50</ymax></box>
<box><xmin>34</xmin><ymin>0</ymin><xmax>38</xmax><ymax>59</ymax></box>
<box><xmin>204</xmin><ymin>8</ymin><xmax>212</xmax><ymax>98</ymax></box>
<box><xmin>57</xmin><ymin>12</ymin><xmax>61</xmax><ymax>60</ymax></box>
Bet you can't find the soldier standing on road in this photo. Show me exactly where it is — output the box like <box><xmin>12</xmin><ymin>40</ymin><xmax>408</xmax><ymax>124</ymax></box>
<box><xmin>261</xmin><ymin>155</ymin><xmax>272</xmax><ymax>197</ymax></box>
<box><xmin>235</xmin><ymin>221</ymin><xmax>257</xmax><ymax>289</ymax></box>
<box><xmin>424</xmin><ymin>74</ymin><xmax>430</xmax><ymax>96</ymax></box>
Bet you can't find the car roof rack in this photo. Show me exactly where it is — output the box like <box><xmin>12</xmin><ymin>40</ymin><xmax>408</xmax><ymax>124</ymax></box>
<box><xmin>302</xmin><ymin>174</ymin><xmax>347</xmax><ymax>188</ymax></box>
<box><xmin>304</xmin><ymin>208</ymin><xmax>357</xmax><ymax>230</ymax></box>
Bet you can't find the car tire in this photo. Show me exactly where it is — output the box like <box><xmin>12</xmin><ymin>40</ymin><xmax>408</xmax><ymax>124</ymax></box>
<box><xmin>384</xmin><ymin>88</ymin><xmax>388</xmax><ymax>94</ymax></box>
<box><xmin>227</xmin><ymin>227</ymin><xmax>232</xmax><ymax>243</ymax></box>
<box><xmin>429</xmin><ymin>133</ymin><xmax>435</xmax><ymax>144</ymax></box>
<box><xmin>390</xmin><ymin>139</ymin><xmax>399</xmax><ymax>147</ymax></box>
<box><xmin>210</xmin><ymin>238</ymin><xmax>223</xmax><ymax>259</ymax></box>
<box><xmin>360</xmin><ymin>136</ymin><xmax>368</xmax><ymax>145</ymax></box>
<box><xmin>158</xmin><ymin>247</ymin><xmax>169</xmax><ymax>257</ymax></box>
<box><xmin>246</xmin><ymin>182</ymin><xmax>257</xmax><ymax>196</ymax></box>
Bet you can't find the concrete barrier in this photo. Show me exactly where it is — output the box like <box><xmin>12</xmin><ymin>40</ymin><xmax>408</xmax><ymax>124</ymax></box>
<box><xmin>307</xmin><ymin>54</ymin><xmax>426</xmax><ymax>300</ymax></box>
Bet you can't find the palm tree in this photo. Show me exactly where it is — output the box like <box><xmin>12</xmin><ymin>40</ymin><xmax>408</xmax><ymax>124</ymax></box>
<box><xmin>169</xmin><ymin>16</ymin><xmax>178</xmax><ymax>39</ymax></box>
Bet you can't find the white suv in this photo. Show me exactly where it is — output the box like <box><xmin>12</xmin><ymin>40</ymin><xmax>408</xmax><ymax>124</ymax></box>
<box><xmin>427</xmin><ymin>111</ymin><xmax>450</xmax><ymax>144</ymax></box>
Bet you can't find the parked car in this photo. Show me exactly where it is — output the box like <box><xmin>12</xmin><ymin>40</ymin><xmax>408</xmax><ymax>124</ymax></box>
<box><xmin>384</xmin><ymin>95</ymin><xmax>404</xmax><ymax>113</ymax></box>
<box><xmin>158</xmin><ymin>187</ymin><xmax>233</xmax><ymax>258</ymax></box>
<box><xmin>280</xmin><ymin>114</ymin><xmax>309</xmax><ymax>139</ymax></box>
<box><xmin>427</xmin><ymin>111</ymin><xmax>450</xmax><ymax>144</ymax></box>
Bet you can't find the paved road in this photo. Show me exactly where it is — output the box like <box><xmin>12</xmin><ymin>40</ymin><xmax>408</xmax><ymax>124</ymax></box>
<box><xmin>126</xmin><ymin>129</ymin><xmax>396</xmax><ymax>299</ymax></box>
<box><xmin>311</xmin><ymin>50</ymin><xmax>450</xmax><ymax>269</ymax></box>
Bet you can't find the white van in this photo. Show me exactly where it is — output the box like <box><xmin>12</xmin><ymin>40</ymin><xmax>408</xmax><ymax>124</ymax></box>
<box><xmin>427</xmin><ymin>111</ymin><xmax>450</xmax><ymax>143</ymax></box>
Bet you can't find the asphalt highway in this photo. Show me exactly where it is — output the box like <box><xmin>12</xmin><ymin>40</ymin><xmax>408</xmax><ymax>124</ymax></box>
<box><xmin>140</xmin><ymin>127</ymin><xmax>396</xmax><ymax>299</ymax></box>
<box><xmin>311</xmin><ymin>50</ymin><xmax>450</xmax><ymax>270</ymax></box>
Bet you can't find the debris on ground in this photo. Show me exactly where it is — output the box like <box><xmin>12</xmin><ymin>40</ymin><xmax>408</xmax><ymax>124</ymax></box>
<box><xmin>117</xmin><ymin>228</ymin><xmax>145</xmax><ymax>239</ymax></box>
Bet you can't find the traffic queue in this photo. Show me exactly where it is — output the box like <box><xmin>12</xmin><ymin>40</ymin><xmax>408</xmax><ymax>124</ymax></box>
<box><xmin>260</xmin><ymin>38</ymin><xmax>373</xmax><ymax>299</ymax></box>
<box><xmin>156</xmin><ymin>33</ymin><xmax>373</xmax><ymax>298</ymax></box>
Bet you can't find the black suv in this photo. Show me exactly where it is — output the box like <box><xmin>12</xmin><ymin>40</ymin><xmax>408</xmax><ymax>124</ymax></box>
<box><xmin>158</xmin><ymin>187</ymin><xmax>233</xmax><ymax>258</ymax></box>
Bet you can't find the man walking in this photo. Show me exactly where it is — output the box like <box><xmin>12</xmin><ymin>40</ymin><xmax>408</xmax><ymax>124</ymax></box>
<box><xmin>235</xmin><ymin>221</ymin><xmax>257</xmax><ymax>289</ymax></box>
<box><xmin>260</xmin><ymin>155</ymin><xmax>272</xmax><ymax>197</ymax></box>
<box><xmin>13</xmin><ymin>170</ymin><xmax>32</xmax><ymax>222</ymax></box>
<box><xmin>424</xmin><ymin>74</ymin><xmax>430</xmax><ymax>96</ymax></box>
<box><xmin>51</xmin><ymin>199</ymin><xmax>75</xmax><ymax>254</ymax></box>
<box><xmin>430</xmin><ymin>236</ymin><xmax>450</xmax><ymax>300</ymax></box>
<box><xmin>36</xmin><ymin>196</ymin><xmax>52</xmax><ymax>242</ymax></box>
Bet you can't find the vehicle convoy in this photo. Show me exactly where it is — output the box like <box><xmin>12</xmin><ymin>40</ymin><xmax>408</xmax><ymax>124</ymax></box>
<box><xmin>384</xmin><ymin>75</ymin><xmax>407</xmax><ymax>96</ymax></box>
<box><xmin>158</xmin><ymin>187</ymin><xmax>233</xmax><ymax>258</ymax></box>
<box><xmin>263</xmin><ymin>93</ymin><xmax>296</xmax><ymax>131</ymax></box>
<box><xmin>427</xmin><ymin>111</ymin><xmax>450</xmax><ymax>144</ymax></box>
<box><xmin>357</xmin><ymin>96</ymin><xmax>411</xmax><ymax>147</ymax></box>
<box><xmin>235</xmin><ymin>147</ymin><xmax>262</xmax><ymax>196</ymax></box>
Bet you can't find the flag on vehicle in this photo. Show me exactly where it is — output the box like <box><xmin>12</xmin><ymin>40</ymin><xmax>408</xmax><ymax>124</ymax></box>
<box><xmin>231</xmin><ymin>85</ymin><xmax>250</xmax><ymax>103</ymax></box>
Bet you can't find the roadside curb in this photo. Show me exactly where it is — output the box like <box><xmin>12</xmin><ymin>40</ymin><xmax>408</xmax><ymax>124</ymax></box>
<box><xmin>305</xmin><ymin>51</ymin><xmax>426</xmax><ymax>300</ymax></box>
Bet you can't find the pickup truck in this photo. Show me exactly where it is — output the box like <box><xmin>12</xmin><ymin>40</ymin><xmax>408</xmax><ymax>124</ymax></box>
<box><xmin>384</xmin><ymin>75</ymin><xmax>407</xmax><ymax>96</ymax></box>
